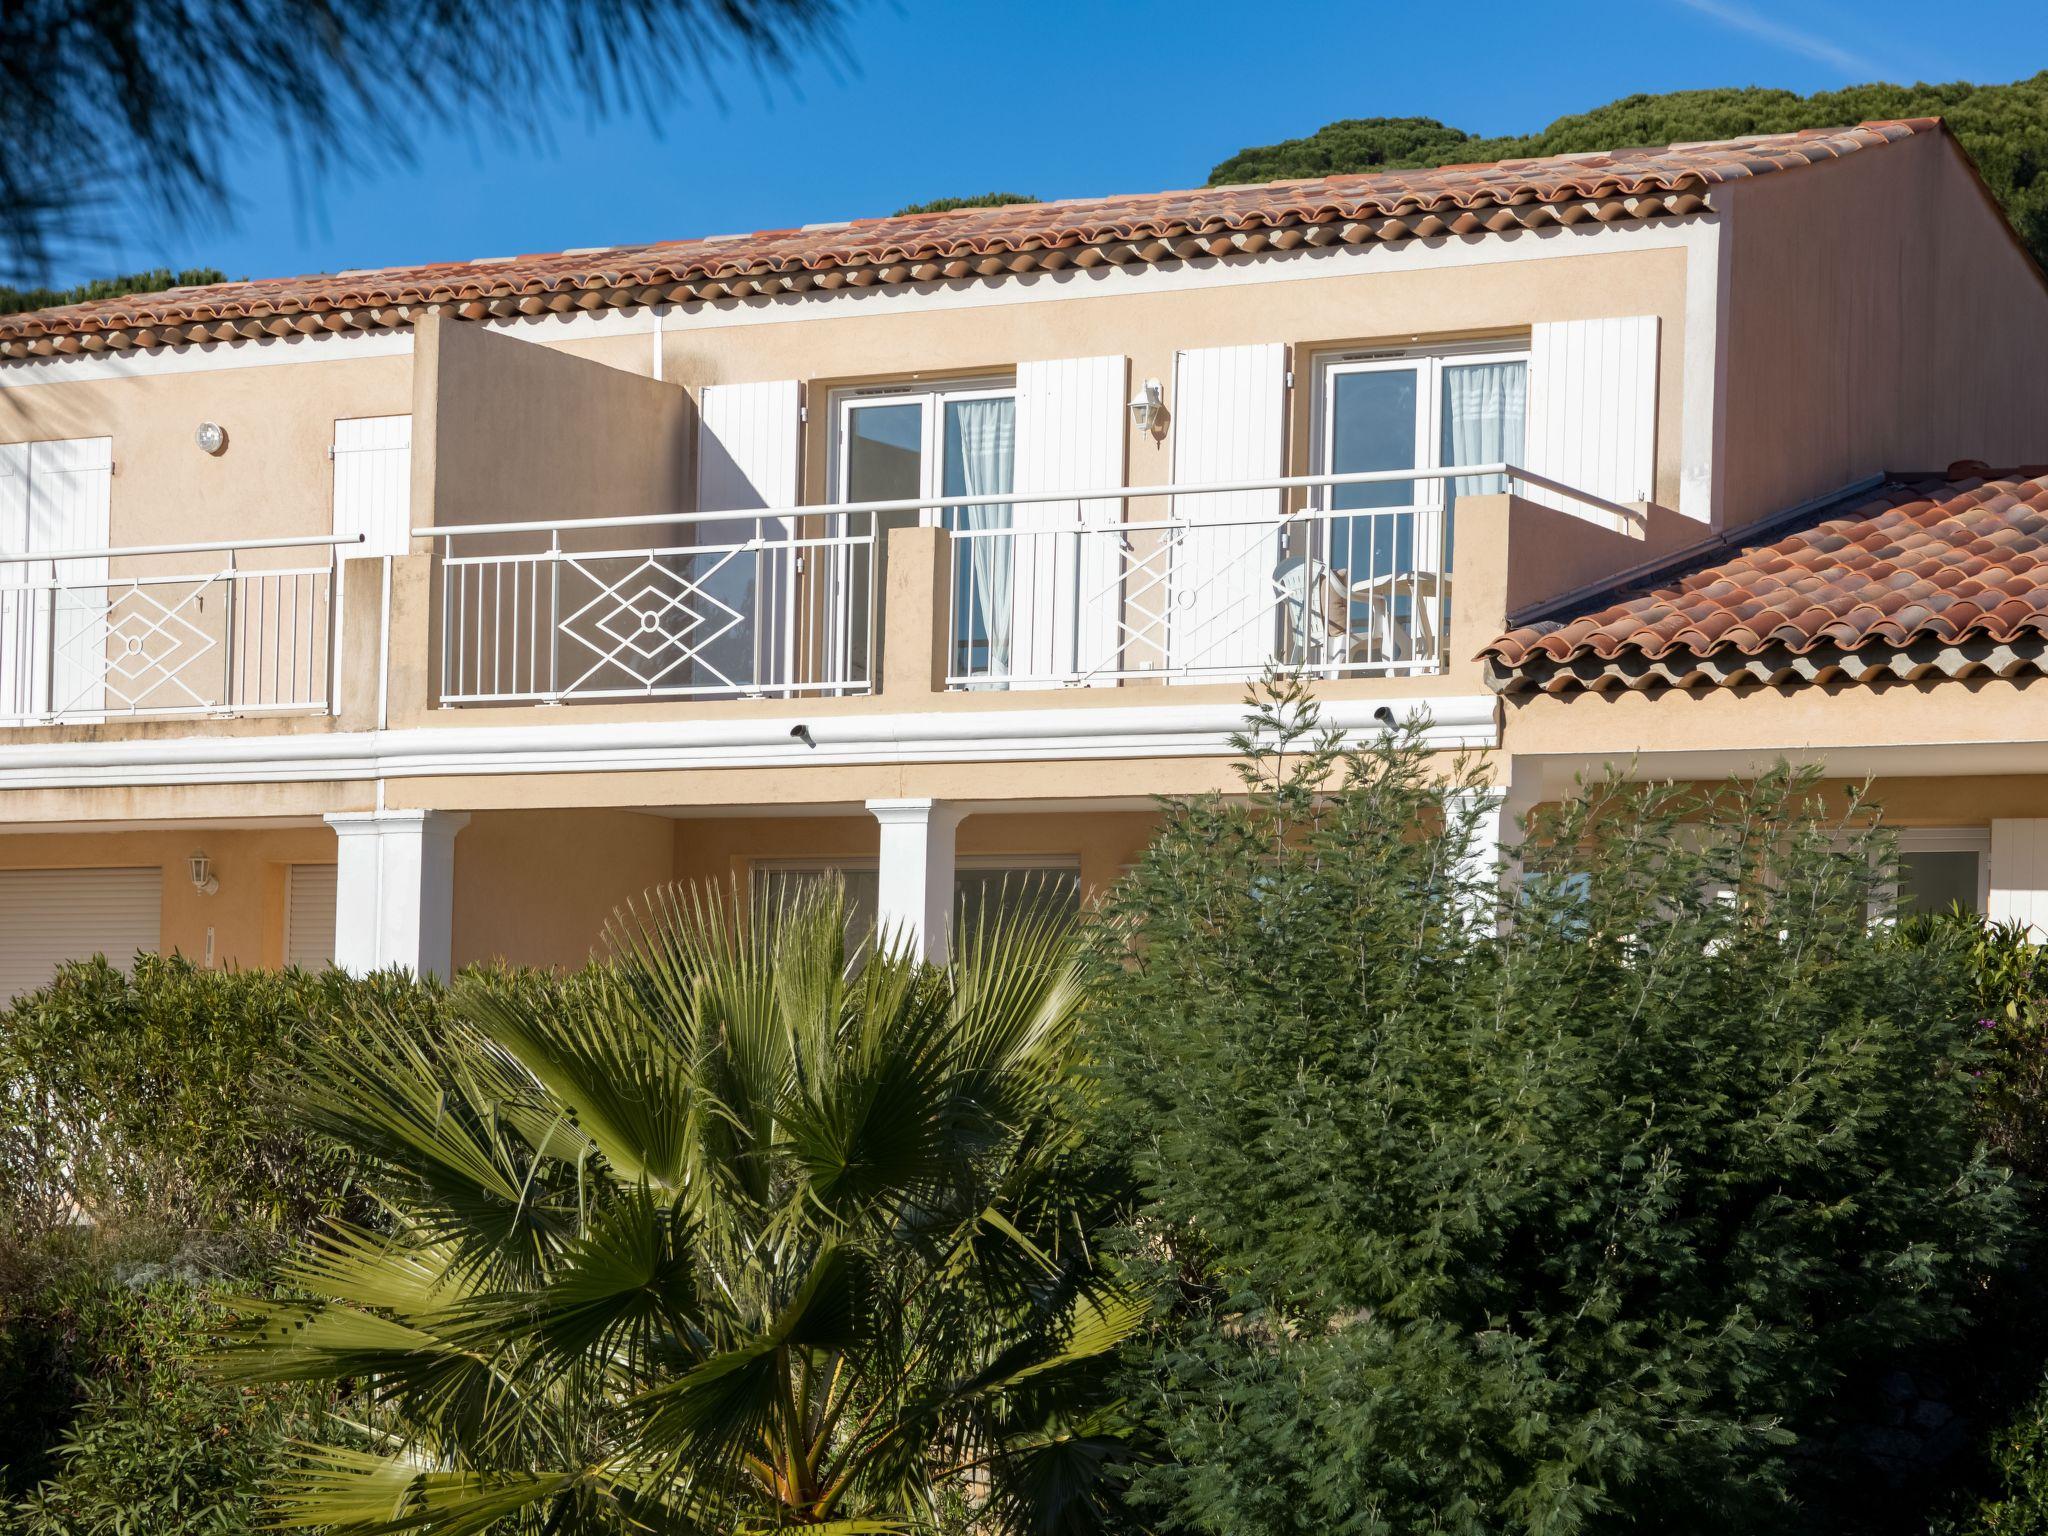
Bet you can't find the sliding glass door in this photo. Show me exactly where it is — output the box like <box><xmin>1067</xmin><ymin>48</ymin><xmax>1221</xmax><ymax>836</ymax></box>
<box><xmin>1317</xmin><ymin>348</ymin><xmax>1526</xmax><ymax>669</ymax></box>
<box><xmin>833</xmin><ymin>382</ymin><xmax>1017</xmax><ymax>683</ymax></box>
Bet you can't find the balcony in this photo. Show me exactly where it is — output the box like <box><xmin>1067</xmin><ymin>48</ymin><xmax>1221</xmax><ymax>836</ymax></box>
<box><xmin>0</xmin><ymin>532</ymin><xmax>357</xmax><ymax>726</ymax></box>
<box><xmin>0</xmin><ymin>468</ymin><xmax>1651</xmax><ymax>733</ymax></box>
<box><xmin>417</xmin><ymin>464</ymin><xmax>1640</xmax><ymax>708</ymax></box>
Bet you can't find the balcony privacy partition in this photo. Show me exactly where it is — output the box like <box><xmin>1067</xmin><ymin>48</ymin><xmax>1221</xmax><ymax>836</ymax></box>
<box><xmin>0</xmin><ymin>533</ymin><xmax>357</xmax><ymax>724</ymax></box>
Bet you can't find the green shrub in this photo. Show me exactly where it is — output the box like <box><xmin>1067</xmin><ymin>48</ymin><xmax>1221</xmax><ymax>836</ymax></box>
<box><xmin>0</xmin><ymin>954</ymin><xmax>439</xmax><ymax>1236</ymax></box>
<box><xmin>0</xmin><ymin>1243</ymin><xmax>323</xmax><ymax>1533</ymax></box>
<box><xmin>0</xmin><ymin>959</ymin><xmax>445</xmax><ymax>1521</ymax></box>
<box><xmin>1087</xmin><ymin>680</ymin><xmax>2020</xmax><ymax>1535</ymax></box>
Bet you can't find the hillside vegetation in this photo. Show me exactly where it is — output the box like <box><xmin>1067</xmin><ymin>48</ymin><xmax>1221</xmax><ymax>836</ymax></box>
<box><xmin>1208</xmin><ymin>76</ymin><xmax>2048</xmax><ymax>268</ymax></box>
<box><xmin>0</xmin><ymin>266</ymin><xmax>226</xmax><ymax>317</ymax></box>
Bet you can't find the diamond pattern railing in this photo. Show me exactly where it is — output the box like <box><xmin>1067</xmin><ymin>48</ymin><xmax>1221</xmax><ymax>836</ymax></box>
<box><xmin>0</xmin><ymin>553</ymin><xmax>341</xmax><ymax>724</ymax></box>
<box><xmin>435</xmin><ymin>521</ymin><xmax>873</xmax><ymax>704</ymax></box>
<box><xmin>947</xmin><ymin>501</ymin><xmax>1449</xmax><ymax>689</ymax></box>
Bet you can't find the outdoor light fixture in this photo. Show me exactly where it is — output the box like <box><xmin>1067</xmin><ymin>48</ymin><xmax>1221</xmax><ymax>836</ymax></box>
<box><xmin>1128</xmin><ymin>378</ymin><xmax>1165</xmax><ymax>437</ymax></box>
<box><xmin>194</xmin><ymin>421</ymin><xmax>228</xmax><ymax>456</ymax></box>
<box><xmin>188</xmin><ymin>853</ymin><xmax>218</xmax><ymax>895</ymax></box>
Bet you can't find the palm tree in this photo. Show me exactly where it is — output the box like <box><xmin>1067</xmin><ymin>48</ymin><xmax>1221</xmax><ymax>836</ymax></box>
<box><xmin>216</xmin><ymin>880</ymin><xmax>1140</xmax><ymax>1534</ymax></box>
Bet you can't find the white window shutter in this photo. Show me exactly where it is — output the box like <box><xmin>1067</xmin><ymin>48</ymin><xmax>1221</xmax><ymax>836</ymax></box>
<box><xmin>1524</xmin><ymin>316</ymin><xmax>1659</xmax><ymax>518</ymax></box>
<box><xmin>286</xmin><ymin>863</ymin><xmax>339</xmax><ymax>969</ymax></box>
<box><xmin>1991</xmin><ymin>820</ymin><xmax>2048</xmax><ymax>940</ymax></box>
<box><xmin>696</xmin><ymin>381</ymin><xmax>803</xmax><ymax>690</ymax></box>
<box><xmin>27</xmin><ymin>437</ymin><xmax>112</xmax><ymax>718</ymax></box>
<box><xmin>1169</xmin><ymin>343</ymin><xmax>1287</xmax><ymax>676</ymax></box>
<box><xmin>332</xmin><ymin>415</ymin><xmax>413</xmax><ymax>557</ymax></box>
<box><xmin>1011</xmin><ymin>356</ymin><xmax>1128</xmax><ymax>682</ymax></box>
<box><xmin>0</xmin><ymin>867</ymin><xmax>161</xmax><ymax>1002</ymax></box>
<box><xmin>0</xmin><ymin>444</ymin><xmax>30</xmax><ymax>719</ymax></box>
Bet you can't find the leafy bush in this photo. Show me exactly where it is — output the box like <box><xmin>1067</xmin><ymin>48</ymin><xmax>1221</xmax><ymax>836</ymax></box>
<box><xmin>1208</xmin><ymin>75</ymin><xmax>2048</xmax><ymax>271</ymax></box>
<box><xmin>1087</xmin><ymin>681</ymin><xmax>2020</xmax><ymax>1535</ymax></box>
<box><xmin>1</xmin><ymin>1239</ymin><xmax>323</xmax><ymax>1534</ymax></box>
<box><xmin>0</xmin><ymin>959</ymin><xmax>444</xmax><ymax>1524</ymax></box>
<box><xmin>894</xmin><ymin>191</ymin><xmax>1037</xmax><ymax>216</ymax></box>
<box><xmin>0</xmin><ymin>954</ymin><xmax>435</xmax><ymax>1237</ymax></box>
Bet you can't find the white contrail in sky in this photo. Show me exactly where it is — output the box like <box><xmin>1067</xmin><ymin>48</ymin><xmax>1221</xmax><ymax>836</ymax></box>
<box><xmin>1671</xmin><ymin>0</ymin><xmax>1885</xmax><ymax>78</ymax></box>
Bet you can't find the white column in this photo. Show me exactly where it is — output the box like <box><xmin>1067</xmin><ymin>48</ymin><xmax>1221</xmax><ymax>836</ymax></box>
<box><xmin>325</xmin><ymin>809</ymin><xmax>469</xmax><ymax>979</ymax></box>
<box><xmin>1990</xmin><ymin>819</ymin><xmax>2048</xmax><ymax>939</ymax></box>
<box><xmin>868</xmin><ymin>797</ymin><xmax>963</xmax><ymax>963</ymax></box>
<box><xmin>1451</xmin><ymin>767</ymin><xmax>1536</xmax><ymax>926</ymax></box>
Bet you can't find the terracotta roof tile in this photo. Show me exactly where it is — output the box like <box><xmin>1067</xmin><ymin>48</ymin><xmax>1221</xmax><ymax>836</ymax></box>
<box><xmin>0</xmin><ymin>119</ymin><xmax>1939</xmax><ymax>360</ymax></box>
<box><xmin>1488</xmin><ymin>467</ymin><xmax>2048</xmax><ymax>693</ymax></box>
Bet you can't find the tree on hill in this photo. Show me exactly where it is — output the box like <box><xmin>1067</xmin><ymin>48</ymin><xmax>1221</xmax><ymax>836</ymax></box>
<box><xmin>0</xmin><ymin>266</ymin><xmax>228</xmax><ymax>317</ymax></box>
<box><xmin>1209</xmin><ymin>75</ymin><xmax>2048</xmax><ymax>270</ymax></box>
<box><xmin>894</xmin><ymin>192</ymin><xmax>1039</xmax><ymax>217</ymax></box>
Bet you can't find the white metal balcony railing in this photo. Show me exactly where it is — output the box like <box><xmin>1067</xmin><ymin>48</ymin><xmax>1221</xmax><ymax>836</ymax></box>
<box><xmin>937</xmin><ymin>464</ymin><xmax>1632</xmax><ymax>687</ymax></box>
<box><xmin>425</xmin><ymin>512</ymin><xmax>877</xmax><ymax>705</ymax></box>
<box><xmin>0</xmin><ymin>533</ymin><xmax>360</xmax><ymax>725</ymax></box>
<box><xmin>417</xmin><ymin>465</ymin><xmax>1634</xmax><ymax>705</ymax></box>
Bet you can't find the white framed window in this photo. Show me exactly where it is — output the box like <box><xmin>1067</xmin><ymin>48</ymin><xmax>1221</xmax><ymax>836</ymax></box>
<box><xmin>832</xmin><ymin>379</ymin><xmax>1017</xmax><ymax>680</ymax></box>
<box><xmin>752</xmin><ymin>855</ymin><xmax>1080</xmax><ymax>941</ymax></box>
<box><xmin>1314</xmin><ymin>343</ymin><xmax>1530</xmax><ymax>514</ymax></box>
<box><xmin>1893</xmin><ymin>829</ymin><xmax>1990</xmax><ymax>918</ymax></box>
<box><xmin>1308</xmin><ymin>345</ymin><xmax>1527</xmax><ymax>672</ymax></box>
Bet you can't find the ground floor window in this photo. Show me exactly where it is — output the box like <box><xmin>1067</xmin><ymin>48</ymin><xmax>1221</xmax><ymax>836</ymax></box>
<box><xmin>1896</xmin><ymin>830</ymin><xmax>1989</xmax><ymax>918</ymax></box>
<box><xmin>752</xmin><ymin>856</ymin><xmax>1081</xmax><ymax>942</ymax></box>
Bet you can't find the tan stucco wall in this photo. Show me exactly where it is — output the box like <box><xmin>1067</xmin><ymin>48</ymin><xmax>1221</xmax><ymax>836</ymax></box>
<box><xmin>411</xmin><ymin>312</ymin><xmax>692</xmax><ymax>540</ymax></box>
<box><xmin>450</xmin><ymin>808</ymin><xmax>678</xmax><ymax>970</ymax></box>
<box><xmin>1718</xmin><ymin>131</ymin><xmax>2048</xmax><ymax>530</ymax></box>
<box><xmin>0</xmin><ymin>824</ymin><xmax>336</xmax><ymax>968</ymax></box>
<box><xmin>0</xmin><ymin>351</ymin><xmax>411</xmax><ymax>554</ymax></box>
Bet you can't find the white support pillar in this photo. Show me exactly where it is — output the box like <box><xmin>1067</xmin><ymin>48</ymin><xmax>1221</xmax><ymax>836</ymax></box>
<box><xmin>325</xmin><ymin>810</ymin><xmax>469</xmax><ymax>979</ymax></box>
<box><xmin>868</xmin><ymin>797</ymin><xmax>963</xmax><ymax>963</ymax></box>
<box><xmin>1990</xmin><ymin>819</ymin><xmax>2048</xmax><ymax>939</ymax></box>
<box><xmin>1451</xmin><ymin>766</ymin><xmax>1537</xmax><ymax>925</ymax></box>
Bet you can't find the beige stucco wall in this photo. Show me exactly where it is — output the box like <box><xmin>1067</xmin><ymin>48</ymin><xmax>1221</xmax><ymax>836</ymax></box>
<box><xmin>1718</xmin><ymin>130</ymin><xmax>2048</xmax><ymax>530</ymax></box>
<box><xmin>668</xmin><ymin>808</ymin><xmax>1159</xmax><ymax>903</ymax></box>
<box><xmin>450</xmin><ymin>808</ymin><xmax>678</xmax><ymax>970</ymax></box>
<box><xmin>0</xmin><ymin>349</ymin><xmax>411</xmax><ymax>553</ymax></box>
<box><xmin>411</xmin><ymin>312</ymin><xmax>692</xmax><ymax>538</ymax></box>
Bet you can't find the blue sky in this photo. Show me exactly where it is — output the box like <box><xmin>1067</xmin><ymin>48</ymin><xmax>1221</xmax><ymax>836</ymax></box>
<box><xmin>56</xmin><ymin>0</ymin><xmax>2048</xmax><ymax>288</ymax></box>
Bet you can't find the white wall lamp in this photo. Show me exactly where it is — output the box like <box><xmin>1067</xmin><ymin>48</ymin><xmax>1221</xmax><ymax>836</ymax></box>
<box><xmin>1128</xmin><ymin>378</ymin><xmax>1166</xmax><ymax>438</ymax></box>
<box><xmin>188</xmin><ymin>853</ymin><xmax>218</xmax><ymax>896</ymax></box>
<box><xmin>194</xmin><ymin>421</ymin><xmax>228</xmax><ymax>456</ymax></box>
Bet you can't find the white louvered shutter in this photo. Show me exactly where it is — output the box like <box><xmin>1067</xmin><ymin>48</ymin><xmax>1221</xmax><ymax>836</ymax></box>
<box><xmin>0</xmin><ymin>867</ymin><xmax>161</xmax><ymax>1002</ymax></box>
<box><xmin>1011</xmin><ymin>356</ymin><xmax>1129</xmax><ymax>683</ymax></box>
<box><xmin>1169</xmin><ymin>344</ymin><xmax>1287</xmax><ymax>676</ymax></box>
<box><xmin>1991</xmin><ymin>821</ymin><xmax>2048</xmax><ymax>940</ymax></box>
<box><xmin>285</xmin><ymin>863</ymin><xmax>339</xmax><ymax>969</ymax></box>
<box><xmin>1524</xmin><ymin>317</ymin><xmax>1659</xmax><ymax>519</ymax></box>
<box><xmin>697</xmin><ymin>381</ymin><xmax>802</xmax><ymax>691</ymax></box>
<box><xmin>332</xmin><ymin>415</ymin><xmax>413</xmax><ymax>556</ymax></box>
<box><xmin>27</xmin><ymin>438</ymin><xmax>113</xmax><ymax>718</ymax></box>
<box><xmin>0</xmin><ymin>443</ymin><xmax>30</xmax><ymax>718</ymax></box>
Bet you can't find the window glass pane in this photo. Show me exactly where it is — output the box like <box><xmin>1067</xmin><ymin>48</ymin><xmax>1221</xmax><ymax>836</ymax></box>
<box><xmin>845</xmin><ymin>403</ymin><xmax>923</xmax><ymax>503</ymax></box>
<box><xmin>1328</xmin><ymin>370</ymin><xmax>1419</xmax><ymax>512</ymax></box>
<box><xmin>955</xmin><ymin>866</ymin><xmax>1080</xmax><ymax>930</ymax></box>
<box><xmin>1899</xmin><ymin>849</ymin><xmax>1981</xmax><ymax>916</ymax></box>
<box><xmin>754</xmin><ymin>866</ymin><xmax>881</xmax><ymax>944</ymax></box>
<box><xmin>1440</xmin><ymin>361</ymin><xmax>1527</xmax><ymax>506</ymax></box>
<box><xmin>941</xmin><ymin>397</ymin><xmax>1017</xmax><ymax>678</ymax></box>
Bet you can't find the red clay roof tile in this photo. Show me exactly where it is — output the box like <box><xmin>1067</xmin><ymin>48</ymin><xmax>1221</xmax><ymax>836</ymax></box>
<box><xmin>1488</xmin><ymin>469</ymin><xmax>2048</xmax><ymax>692</ymax></box>
<box><xmin>0</xmin><ymin>120</ymin><xmax>1939</xmax><ymax>360</ymax></box>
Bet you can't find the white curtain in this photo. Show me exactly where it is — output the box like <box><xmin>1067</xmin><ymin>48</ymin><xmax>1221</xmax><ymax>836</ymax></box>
<box><xmin>1441</xmin><ymin>361</ymin><xmax>1527</xmax><ymax>507</ymax></box>
<box><xmin>945</xmin><ymin>398</ymin><xmax>1016</xmax><ymax>677</ymax></box>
